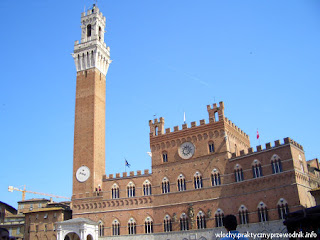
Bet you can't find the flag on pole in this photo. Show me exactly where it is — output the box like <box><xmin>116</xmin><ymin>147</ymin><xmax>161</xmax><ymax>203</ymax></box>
<box><xmin>257</xmin><ymin>129</ymin><xmax>260</xmax><ymax>139</ymax></box>
<box><xmin>184</xmin><ymin>112</ymin><xmax>186</xmax><ymax>123</ymax></box>
<box><xmin>125</xmin><ymin>159</ymin><xmax>130</xmax><ymax>168</ymax></box>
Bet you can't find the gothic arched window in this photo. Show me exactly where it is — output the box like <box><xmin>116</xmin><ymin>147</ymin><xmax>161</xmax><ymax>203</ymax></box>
<box><xmin>258</xmin><ymin>202</ymin><xmax>268</xmax><ymax>222</ymax></box>
<box><xmin>215</xmin><ymin>209</ymin><xmax>224</xmax><ymax>227</ymax></box>
<box><xmin>271</xmin><ymin>154</ymin><xmax>282</xmax><ymax>174</ymax></box>
<box><xmin>211</xmin><ymin>169</ymin><xmax>221</xmax><ymax>186</ymax></box>
<box><xmin>177</xmin><ymin>174</ymin><xmax>186</xmax><ymax>191</ymax></box>
<box><xmin>162</xmin><ymin>151</ymin><xmax>168</xmax><ymax>163</ymax></box>
<box><xmin>194</xmin><ymin>171</ymin><xmax>203</xmax><ymax>189</ymax></box>
<box><xmin>180</xmin><ymin>213</ymin><xmax>189</xmax><ymax>231</ymax></box>
<box><xmin>163</xmin><ymin>215</ymin><xmax>172</xmax><ymax>232</ymax></box>
<box><xmin>127</xmin><ymin>182</ymin><xmax>135</xmax><ymax>198</ymax></box>
<box><xmin>162</xmin><ymin>177</ymin><xmax>170</xmax><ymax>194</ymax></box>
<box><xmin>99</xmin><ymin>26</ymin><xmax>102</xmax><ymax>41</ymax></box>
<box><xmin>87</xmin><ymin>24</ymin><xmax>92</xmax><ymax>37</ymax></box>
<box><xmin>127</xmin><ymin>218</ymin><xmax>136</xmax><ymax>235</ymax></box>
<box><xmin>234</xmin><ymin>164</ymin><xmax>244</xmax><ymax>182</ymax></box>
<box><xmin>143</xmin><ymin>180</ymin><xmax>152</xmax><ymax>196</ymax></box>
<box><xmin>238</xmin><ymin>205</ymin><xmax>249</xmax><ymax>224</ymax></box>
<box><xmin>277</xmin><ymin>198</ymin><xmax>289</xmax><ymax>220</ymax></box>
<box><xmin>98</xmin><ymin>220</ymin><xmax>104</xmax><ymax>236</ymax></box>
<box><xmin>208</xmin><ymin>141</ymin><xmax>215</xmax><ymax>153</ymax></box>
<box><xmin>144</xmin><ymin>217</ymin><xmax>153</xmax><ymax>234</ymax></box>
<box><xmin>197</xmin><ymin>211</ymin><xmax>206</xmax><ymax>229</ymax></box>
<box><xmin>112</xmin><ymin>219</ymin><xmax>120</xmax><ymax>236</ymax></box>
<box><xmin>111</xmin><ymin>183</ymin><xmax>119</xmax><ymax>199</ymax></box>
<box><xmin>252</xmin><ymin>160</ymin><xmax>263</xmax><ymax>178</ymax></box>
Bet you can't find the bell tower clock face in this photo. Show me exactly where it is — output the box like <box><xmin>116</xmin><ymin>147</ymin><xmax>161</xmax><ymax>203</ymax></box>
<box><xmin>76</xmin><ymin>166</ymin><xmax>90</xmax><ymax>182</ymax></box>
<box><xmin>178</xmin><ymin>142</ymin><xmax>195</xmax><ymax>159</ymax></box>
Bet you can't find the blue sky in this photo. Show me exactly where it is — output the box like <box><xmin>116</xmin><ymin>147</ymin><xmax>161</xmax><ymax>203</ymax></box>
<box><xmin>1</xmin><ymin>0</ymin><xmax>319</xmax><ymax>208</ymax></box>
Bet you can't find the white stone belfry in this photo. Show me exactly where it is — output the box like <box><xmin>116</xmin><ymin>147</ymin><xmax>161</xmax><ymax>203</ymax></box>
<box><xmin>72</xmin><ymin>4</ymin><xmax>111</xmax><ymax>76</ymax></box>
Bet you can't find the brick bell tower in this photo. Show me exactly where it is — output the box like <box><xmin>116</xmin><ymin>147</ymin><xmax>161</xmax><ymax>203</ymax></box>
<box><xmin>71</xmin><ymin>5</ymin><xmax>111</xmax><ymax>198</ymax></box>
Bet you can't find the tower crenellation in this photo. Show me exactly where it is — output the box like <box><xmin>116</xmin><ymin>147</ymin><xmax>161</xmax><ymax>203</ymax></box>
<box><xmin>72</xmin><ymin>5</ymin><xmax>111</xmax><ymax>76</ymax></box>
<box><xmin>104</xmin><ymin>169</ymin><xmax>151</xmax><ymax>180</ymax></box>
<box><xmin>149</xmin><ymin>102</ymin><xmax>249</xmax><ymax>141</ymax></box>
<box><xmin>224</xmin><ymin>117</ymin><xmax>249</xmax><ymax>139</ymax></box>
<box><xmin>149</xmin><ymin>117</ymin><xmax>165</xmax><ymax>137</ymax></box>
<box><xmin>230</xmin><ymin>137</ymin><xmax>304</xmax><ymax>159</ymax></box>
<box><xmin>207</xmin><ymin>101</ymin><xmax>225</xmax><ymax>123</ymax></box>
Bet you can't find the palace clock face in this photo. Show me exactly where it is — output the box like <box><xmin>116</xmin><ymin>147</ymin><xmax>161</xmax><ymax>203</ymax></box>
<box><xmin>76</xmin><ymin>166</ymin><xmax>90</xmax><ymax>182</ymax></box>
<box><xmin>178</xmin><ymin>142</ymin><xmax>195</xmax><ymax>159</ymax></box>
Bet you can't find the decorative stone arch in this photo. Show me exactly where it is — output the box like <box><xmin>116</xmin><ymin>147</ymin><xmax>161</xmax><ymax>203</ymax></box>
<box><xmin>177</xmin><ymin>173</ymin><xmax>185</xmax><ymax>180</ymax></box>
<box><xmin>143</xmin><ymin>179</ymin><xmax>151</xmax><ymax>184</ymax></box>
<box><xmin>277</xmin><ymin>198</ymin><xmax>288</xmax><ymax>206</ymax></box>
<box><xmin>128</xmin><ymin>217</ymin><xmax>136</xmax><ymax>224</ymax></box>
<box><xmin>258</xmin><ymin>201</ymin><xmax>267</xmax><ymax>208</ymax></box>
<box><xmin>192</xmin><ymin>135</ymin><xmax>197</xmax><ymax>142</ymax></box>
<box><xmin>234</xmin><ymin>163</ymin><xmax>242</xmax><ymax>170</ymax></box>
<box><xmin>127</xmin><ymin>181</ymin><xmax>135</xmax><ymax>187</ymax></box>
<box><xmin>112</xmin><ymin>183</ymin><xmax>119</xmax><ymax>189</ymax></box>
<box><xmin>112</xmin><ymin>218</ymin><xmax>120</xmax><ymax>225</ymax></box>
<box><xmin>56</xmin><ymin>218</ymin><xmax>98</xmax><ymax>240</ymax></box>
<box><xmin>63</xmin><ymin>232</ymin><xmax>80</xmax><ymax>240</ymax></box>
<box><xmin>252</xmin><ymin>159</ymin><xmax>261</xmax><ymax>166</ymax></box>
<box><xmin>203</xmin><ymin>133</ymin><xmax>208</xmax><ymax>140</ymax></box>
<box><xmin>214</xmin><ymin>130</ymin><xmax>219</xmax><ymax>137</ymax></box>
<box><xmin>86</xmin><ymin>234</ymin><xmax>93</xmax><ymax>240</ymax></box>
<box><xmin>271</xmin><ymin>154</ymin><xmax>281</xmax><ymax>161</ymax></box>
<box><xmin>238</xmin><ymin>204</ymin><xmax>248</xmax><ymax>211</ymax></box>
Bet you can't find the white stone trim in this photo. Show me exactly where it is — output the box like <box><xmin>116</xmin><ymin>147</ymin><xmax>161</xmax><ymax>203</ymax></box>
<box><xmin>73</xmin><ymin>6</ymin><xmax>111</xmax><ymax>76</ymax></box>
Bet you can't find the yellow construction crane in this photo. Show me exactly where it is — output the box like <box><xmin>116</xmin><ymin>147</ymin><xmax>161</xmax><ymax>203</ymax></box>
<box><xmin>8</xmin><ymin>186</ymin><xmax>70</xmax><ymax>201</ymax></box>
